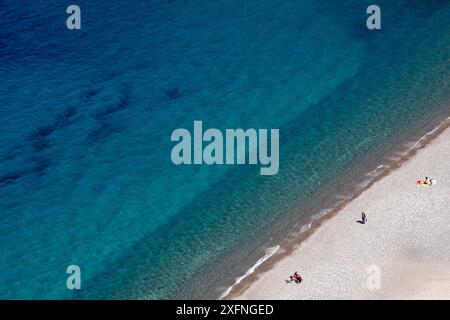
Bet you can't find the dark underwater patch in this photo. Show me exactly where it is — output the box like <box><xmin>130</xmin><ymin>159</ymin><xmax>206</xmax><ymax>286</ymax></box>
<box><xmin>29</xmin><ymin>126</ymin><xmax>53</xmax><ymax>153</ymax></box>
<box><xmin>94</xmin><ymin>88</ymin><xmax>131</xmax><ymax>120</ymax></box>
<box><xmin>27</xmin><ymin>106</ymin><xmax>77</xmax><ymax>153</ymax></box>
<box><xmin>165</xmin><ymin>87</ymin><xmax>183</xmax><ymax>100</ymax></box>
<box><xmin>0</xmin><ymin>158</ymin><xmax>52</xmax><ymax>187</ymax></box>
<box><xmin>85</xmin><ymin>122</ymin><xmax>123</xmax><ymax>144</ymax></box>
<box><xmin>82</xmin><ymin>88</ymin><xmax>101</xmax><ymax>103</ymax></box>
<box><xmin>0</xmin><ymin>170</ymin><xmax>29</xmax><ymax>187</ymax></box>
<box><xmin>29</xmin><ymin>125</ymin><xmax>54</xmax><ymax>140</ymax></box>
<box><xmin>55</xmin><ymin>106</ymin><xmax>77</xmax><ymax>127</ymax></box>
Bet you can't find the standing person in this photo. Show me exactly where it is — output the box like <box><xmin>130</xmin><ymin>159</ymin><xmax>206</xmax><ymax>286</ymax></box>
<box><xmin>361</xmin><ymin>212</ymin><xmax>367</xmax><ymax>224</ymax></box>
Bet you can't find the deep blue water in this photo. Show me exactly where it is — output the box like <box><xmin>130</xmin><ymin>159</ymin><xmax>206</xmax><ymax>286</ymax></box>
<box><xmin>0</xmin><ymin>0</ymin><xmax>449</xmax><ymax>299</ymax></box>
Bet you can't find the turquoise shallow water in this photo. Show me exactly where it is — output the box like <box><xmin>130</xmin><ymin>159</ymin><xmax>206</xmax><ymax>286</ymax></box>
<box><xmin>0</xmin><ymin>0</ymin><xmax>449</xmax><ymax>299</ymax></box>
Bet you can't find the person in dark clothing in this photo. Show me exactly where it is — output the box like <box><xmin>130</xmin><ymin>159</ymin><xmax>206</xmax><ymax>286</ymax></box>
<box><xmin>361</xmin><ymin>212</ymin><xmax>367</xmax><ymax>224</ymax></box>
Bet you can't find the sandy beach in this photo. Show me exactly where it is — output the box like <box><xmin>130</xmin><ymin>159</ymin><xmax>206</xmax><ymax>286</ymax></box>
<box><xmin>233</xmin><ymin>123</ymin><xmax>450</xmax><ymax>300</ymax></box>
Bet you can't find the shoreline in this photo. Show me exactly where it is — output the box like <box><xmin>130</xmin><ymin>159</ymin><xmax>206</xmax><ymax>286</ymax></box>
<box><xmin>222</xmin><ymin>115</ymin><xmax>450</xmax><ymax>300</ymax></box>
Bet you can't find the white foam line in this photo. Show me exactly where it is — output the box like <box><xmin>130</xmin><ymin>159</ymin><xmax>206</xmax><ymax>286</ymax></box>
<box><xmin>311</xmin><ymin>209</ymin><xmax>332</xmax><ymax>221</ymax></box>
<box><xmin>299</xmin><ymin>222</ymin><xmax>312</xmax><ymax>233</ymax></box>
<box><xmin>218</xmin><ymin>245</ymin><xmax>280</xmax><ymax>300</ymax></box>
<box><xmin>365</xmin><ymin>164</ymin><xmax>386</xmax><ymax>177</ymax></box>
<box><xmin>408</xmin><ymin>118</ymin><xmax>450</xmax><ymax>151</ymax></box>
